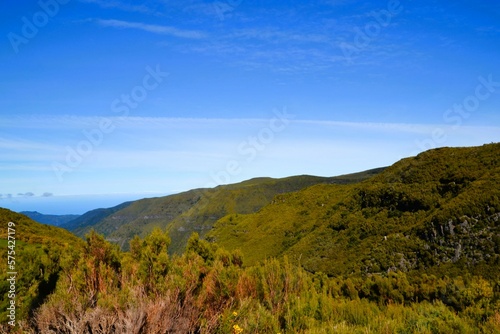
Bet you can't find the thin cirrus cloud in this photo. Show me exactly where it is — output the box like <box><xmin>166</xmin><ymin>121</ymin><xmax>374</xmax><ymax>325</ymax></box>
<box><xmin>1</xmin><ymin>115</ymin><xmax>499</xmax><ymax>200</ymax></box>
<box><xmin>80</xmin><ymin>0</ymin><xmax>152</xmax><ymax>13</ymax></box>
<box><xmin>2</xmin><ymin>116</ymin><xmax>499</xmax><ymax>175</ymax></box>
<box><xmin>3</xmin><ymin>115</ymin><xmax>500</xmax><ymax>138</ymax></box>
<box><xmin>95</xmin><ymin>19</ymin><xmax>207</xmax><ymax>39</ymax></box>
<box><xmin>0</xmin><ymin>137</ymin><xmax>61</xmax><ymax>153</ymax></box>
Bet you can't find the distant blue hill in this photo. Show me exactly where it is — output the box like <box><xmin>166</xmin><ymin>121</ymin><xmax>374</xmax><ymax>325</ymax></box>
<box><xmin>20</xmin><ymin>211</ymin><xmax>81</xmax><ymax>226</ymax></box>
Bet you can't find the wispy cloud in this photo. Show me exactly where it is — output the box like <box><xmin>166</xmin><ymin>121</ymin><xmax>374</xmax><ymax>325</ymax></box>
<box><xmin>95</xmin><ymin>19</ymin><xmax>207</xmax><ymax>39</ymax></box>
<box><xmin>80</xmin><ymin>0</ymin><xmax>152</xmax><ymax>14</ymax></box>
<box><xmin>3</xmin><ymin>115</ymin><xmax>500</xmax><ymax>135</ymax></box>
<box><xmin>175</xmin><ymin>11</ymin><xmax>412</xmax><ymax>73</ymax></box>
<box><xmin>476</xmin><ymin>26</ymin><xmax>500</xmax><ymax>36</ymax></box>
<box><xmin>1</xmin><ymin>114</ymin><xmax>498</xmax><ymax>198</ymax></box>
<box><xmin>227</xmin><ymin>28</ymin><xmax>331</xmax><ymax>44</ymax></box>
<box><xmin>0</xmin><ymin>137</ymin><xmax>59</xmax><ymax>151</ymax></box>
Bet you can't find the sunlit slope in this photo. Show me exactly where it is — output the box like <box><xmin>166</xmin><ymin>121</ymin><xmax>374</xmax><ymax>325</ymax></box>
<box><xmin>70</xmin><ymin>170</ymin><xmax>384</xmax><ymax>253</ymax></box>
<box><xmin>64</xmin><ymin>201</ymin><xmax>133</xmax><ymax>235</ymax></box>
<box><xmin>0</xmin><ymin>208</ymin><xmax>82</xmax><ymax>246</ymax></box>
<box><xmin>208</xmin><ymin>143</ymin><xmax>500</xmax><ymax>277</ymax></box>
<box><xmin>0</xmin><ymin>209</ymin><xmax>84</xmax><ymax>321</ymax></box>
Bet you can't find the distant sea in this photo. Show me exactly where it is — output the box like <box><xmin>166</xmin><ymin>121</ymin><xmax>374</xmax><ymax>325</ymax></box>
<box><xmin>0</xmin><ymin>193</ymin><xmax>172</xmax><ymax>215</ymax></box>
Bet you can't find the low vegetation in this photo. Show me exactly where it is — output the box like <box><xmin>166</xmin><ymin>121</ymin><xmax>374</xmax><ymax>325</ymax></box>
<box><xmin>0</xmin><ymin>209</ymin><xmax>83</xmax><ymax>323</ymax></box>
<box><xmin>0</xmin><ymin>229</ymin><xmax>498</xmax><ymax>333</ymax></box>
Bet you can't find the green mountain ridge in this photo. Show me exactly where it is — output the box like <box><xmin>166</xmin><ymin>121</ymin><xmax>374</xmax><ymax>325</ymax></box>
<box><xmin>69</xmin><ymin>169</ymin><xmax>384</xmax><ymax>253</ymax></box>
<box><xmin>62</xmin><ymin>201</ymin><xmax>133</xmax><ymax>233</ymax></box>
<box><xmin>208</xmin><ymin>143</ymin><xmax>500</xmax><ymax>278</ymax></box>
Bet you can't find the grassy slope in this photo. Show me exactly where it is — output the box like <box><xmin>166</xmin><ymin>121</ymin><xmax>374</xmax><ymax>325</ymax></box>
<box><xmin>63</xmin><ymin>200</ymin><xmax>133</xmax><ymax>233</ymax></box>
<box><xmin>0</xmin><ymin>208</ymin><xmax>84</xmax><ymax>321</ymax></box>
<box><xmin>70</xmin><ymin>170</ymin><xmax>384</xmax><ymax>253</ymax></box>
<box><xmin>208</xmin><ymin>143</ymin><xmax>500</xmax><ymax>277</ymax></box>
<box><xmin>0</xmin><ymin>208</ymin><xmax>83</xmax><ymax>245</ymax></box>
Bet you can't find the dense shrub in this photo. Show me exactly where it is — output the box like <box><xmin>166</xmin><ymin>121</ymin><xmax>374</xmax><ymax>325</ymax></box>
<box><xmin>2</xmin><ymin>229</ymin><xmax>494</xmax><ymax>333</ymax></box>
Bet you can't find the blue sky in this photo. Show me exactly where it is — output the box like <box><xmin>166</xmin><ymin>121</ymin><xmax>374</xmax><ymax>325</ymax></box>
<box><xmin>1</xmin><ymin>0</ymin><xmax>499</xmax><ymax>214</ymax></box>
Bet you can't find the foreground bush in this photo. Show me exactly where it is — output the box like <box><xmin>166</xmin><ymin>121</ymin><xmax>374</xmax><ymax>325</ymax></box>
<box><xmin>2</xmin><ymin>230</ymin><xmax>498</xmax><ymax>333</ymax></box>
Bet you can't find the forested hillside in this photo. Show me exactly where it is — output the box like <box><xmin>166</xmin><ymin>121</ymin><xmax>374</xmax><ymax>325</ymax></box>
<box><xmin>0</xmin><ymin>209</ymin><xmax>84</xmax><ymax>325</ymax></box>
<box><xmin>62</xmin><ymin>201</ymin><xmax>133</xmax><ymax>234</ymax></box>
<box><xmin>67</xmin><ymin>170</ymin><xmax>383</xmax><ymax>253</ymax></box>
<box><xmin>4</xmin><ymin>227</ymin><xmax>500</xmax><ymax>332</ymax></box>
<box><xmin>209</xmin><ymin>143</ymin><xmax>500</xmax><ymax>278</ymax></box>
